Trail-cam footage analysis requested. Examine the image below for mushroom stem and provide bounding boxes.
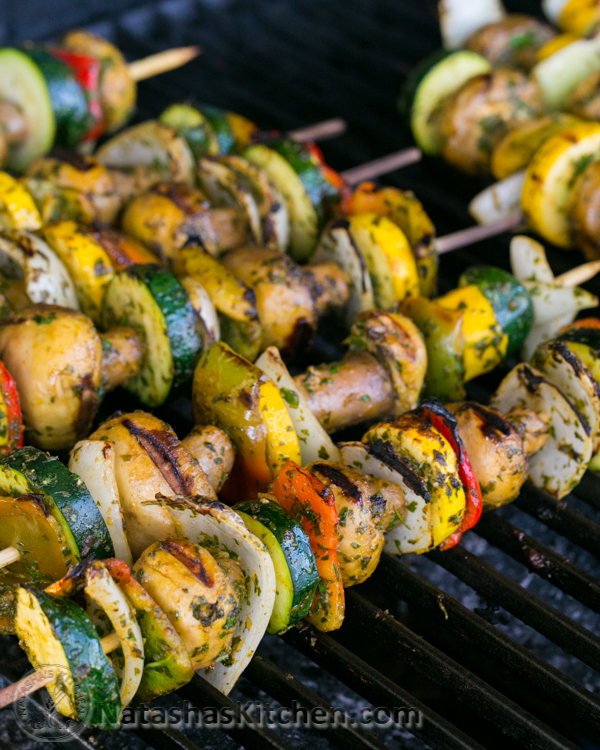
[307,262,350,315]
[100,326,143,391]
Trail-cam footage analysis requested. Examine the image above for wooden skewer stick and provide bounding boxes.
[0,631,121,710]
[436,212,524,255]
[340,147,422,185]
[127,46,201,82]
[288,118,347,142]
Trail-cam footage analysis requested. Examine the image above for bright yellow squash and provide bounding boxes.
[0,172,41,231]
[521,122,600,248]
[259,379,302,475]
[437,285,507,382]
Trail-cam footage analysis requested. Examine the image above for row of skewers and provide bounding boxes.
[1,5,600,728]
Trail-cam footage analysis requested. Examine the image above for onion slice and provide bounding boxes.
[439,0,506,49]
[69,440,133,568]
[84,560,144,709]
[339,441,432,554]
[469,171,525,225]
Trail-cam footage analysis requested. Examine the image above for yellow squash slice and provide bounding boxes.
[0,171,41,230]
[521,123,600,248]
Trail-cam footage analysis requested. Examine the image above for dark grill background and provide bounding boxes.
[1,1,600,749]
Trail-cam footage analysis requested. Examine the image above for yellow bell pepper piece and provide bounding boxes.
[536,33,580,61]
[559,0,600,35]
[521,122,600,248]
[349,213,419,304]
[437,285,507,382]
[0,172,41,231]
[259,379,301,475]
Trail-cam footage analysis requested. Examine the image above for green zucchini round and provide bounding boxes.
[0,446,113,560]
[235,496,318,634]
[159,103,221,159]
[459,266,533,356]
[198,104,238,154]
[399,49,491,155]
[15,587,121,728]
[102,264,205,407]
[24,48,90,149]
[243,137,333,261]
[0,48,56,172]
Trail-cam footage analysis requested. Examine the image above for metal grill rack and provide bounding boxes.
[2,1,600,749]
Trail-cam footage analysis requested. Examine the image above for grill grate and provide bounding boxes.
[2,1,600,749]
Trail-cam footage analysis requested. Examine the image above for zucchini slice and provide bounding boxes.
[105,557,194,702]
[15,586,121,727]
[159,103,221,160]
[0,48,56,172]
[521,123,600,248]
[400,50,492,155]
[491,363,593,498]
[235,494,319,634]
[243,139,326,262]
[69,440,133,568]
[0,229,78,308]
[24,48,90,150]
[362,416,465,551]
[83,560,144,709]
[312,218,375,327]
[0,446,113,560]
[102,264,204,407]
[531,340,600,453]
[197,158,263,245]
[458,266,533,356]
[199,104,238,154]
[159,495,276,695]
[96,121,195,185]
[255,345,340,464]
[0,493,73,633]
[339,440,432,555]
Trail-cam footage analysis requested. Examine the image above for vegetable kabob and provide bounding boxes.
[0,29,202,172]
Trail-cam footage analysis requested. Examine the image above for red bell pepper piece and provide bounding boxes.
[273,460,345,631]
[420,400,482,550]
[0,360,23,454]
[49,48,105,141]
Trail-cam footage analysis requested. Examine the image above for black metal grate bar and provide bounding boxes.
[178,673,296,750]
[515,485,600,560]
[572,471,600,512]
[342,590,578,750]
[372,554,600,740]
[282,625,486,750]
[428,545,600,673]
[474,513,600,614]
[245,653,388,750]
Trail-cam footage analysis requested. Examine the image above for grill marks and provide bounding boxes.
[311,462,363,502]
[367,438,430,501]
[122,418,195,495]
[159,539,214,588]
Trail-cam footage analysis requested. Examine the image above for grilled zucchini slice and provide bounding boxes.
[0,493,73,633]
[0,446,113,561]
[243,138,328,261]
[400,50,491,155]
[102,264,204,407]
[159,103,221,159]
[235,494,319,634]
[15,587,121,727]
[0,48,56,172]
